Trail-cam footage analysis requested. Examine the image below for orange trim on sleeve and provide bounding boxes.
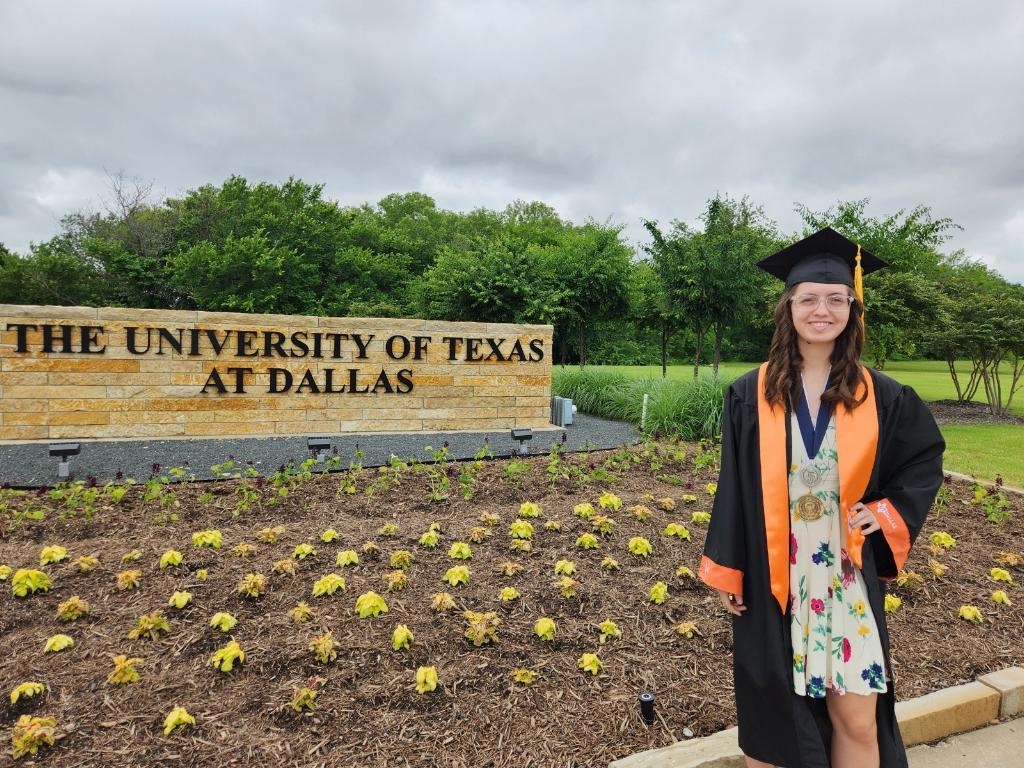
[699,555,744,596]
[867,497,911,572]
[835,367,878,570]
[756,363,790,614]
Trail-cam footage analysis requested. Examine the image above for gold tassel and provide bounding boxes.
[854,244,865,334]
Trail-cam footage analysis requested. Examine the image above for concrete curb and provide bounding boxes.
[943,469,1024,497]
[609,666,1024,768]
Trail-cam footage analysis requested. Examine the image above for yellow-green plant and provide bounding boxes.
[232,542,256,558]
[598,491,622,511]
[591,515,615,535]
[379,523,399,537]
[390,550,414,570]
[663,523,691,540]
[510,539,532,552]
[210,640,245,672]
[511,668,537,685]
[121,549,142,562]
[392,624,414,651]
[11,569,52,598]
[74,554,101,573]
[273,558,298,576]
[534,616,556,642]
[107,655,143,685]
[629,537,654,557]
[116,569,141,591]
[168,591,193,610]
[309,632,337,664]
[418,529,441,548]
[631,505,652,521]
[576,533,600,550]
[518,501,542,518]
[509,520,534,540]
[995,551,1023,566]
[336,550,360,567]
[884,594,902,613]
[469,526,492,542]
[449,541,473,560]
[649,581,669,604]
[355,591,389,618]
[431,592,456,612]
[554,559,577,576]
[288,602,313,622]
[928,531,956,550]
[556,576,579,598]
[578,652,602,675]
[195,568,209,581]
[415,665,438,694]
[43,634,74,653]
[499,561,522,577]
[128,610,170,641]
[959,605,983,623]
[676,565,696,579]
[463,610,500,646]
[311,573,347,597]
[11,714,58,759]
[0,564,10,580]
[928,559,949,578]
[39,544,68,566]
[320,528,340,543]
[992,590,1012,605]
[293,543,316,560]
[192,529,222,548]
[257,525,285,543]
[209,612,237,632]
[444,565,470,587]
[362,540,380,558]
[598,619,621,643]
[237,573,268,598]
[159,550,183,569]
[288,679,322,712]
[542,520,561,532]
[499,586,520,602]
[675,621,698,638]
[991,567,1014,584]
[56,596,89,621]
[573,502,595,520]
[479,511,500,526]
[386,570,408,591]
[600,556,619,570]
[658,497,676,511]
[691,511,711,524]
[162,705,195,736]
[9,682,45,705]
[681,494,697,503]
[706,482,718,495]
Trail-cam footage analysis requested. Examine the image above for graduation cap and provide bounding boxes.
[756,227,887,307]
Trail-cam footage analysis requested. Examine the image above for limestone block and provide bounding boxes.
[2,425,48,440]
[3,412,50,426]
[0,371,49,385]
[54,423,185,439]
[98,307,199,323]
[186,421,277,436]
[978,666,1024,717]
[895,681,1000,746]
[5,384,108,399]
[196,310,320,326]
[109,412,187,426]
[48,411,110,426]
[608,727,743,768]
[1,303,99,320]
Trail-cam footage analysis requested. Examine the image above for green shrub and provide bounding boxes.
[552,369,728,440]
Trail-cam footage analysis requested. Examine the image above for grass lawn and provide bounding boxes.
[939,424,1024,489]
[565,361,1023,484]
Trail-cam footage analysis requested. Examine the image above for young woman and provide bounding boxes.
[698,228,945,768]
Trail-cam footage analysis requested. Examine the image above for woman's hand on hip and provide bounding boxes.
[848,502,881,535]
[717,589,746,616]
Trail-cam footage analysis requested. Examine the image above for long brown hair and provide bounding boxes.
[763,285,867,411]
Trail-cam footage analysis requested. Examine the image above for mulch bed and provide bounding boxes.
[1,442,1022,767]
[928,399,1024,426]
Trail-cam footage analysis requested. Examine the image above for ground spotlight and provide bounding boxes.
[49,441,81,480]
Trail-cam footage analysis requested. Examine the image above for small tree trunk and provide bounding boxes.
[712,324,723,375]
[693,326,704,380]
[578,323,586,369]
[660,324,668,379]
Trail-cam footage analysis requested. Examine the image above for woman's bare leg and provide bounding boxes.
[744,756,776,768]
[826,691,879,768]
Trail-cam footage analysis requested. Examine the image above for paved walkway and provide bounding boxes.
[0,412,639,486]
[907,718,1023,767]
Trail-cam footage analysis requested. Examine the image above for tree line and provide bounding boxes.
[1,175,1021,414]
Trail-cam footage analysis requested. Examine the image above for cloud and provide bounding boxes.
[0,1,1021,283]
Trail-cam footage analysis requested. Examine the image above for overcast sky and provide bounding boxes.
[1,1,1022,283]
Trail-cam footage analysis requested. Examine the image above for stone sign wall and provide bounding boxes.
[0,304,553,441]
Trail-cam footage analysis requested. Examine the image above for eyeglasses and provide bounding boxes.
[790,293,855,312]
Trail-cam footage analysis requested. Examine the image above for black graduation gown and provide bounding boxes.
[699,365,945,768]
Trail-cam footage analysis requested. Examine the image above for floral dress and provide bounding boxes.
[789,413,887,698]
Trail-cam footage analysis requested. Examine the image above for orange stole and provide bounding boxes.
[756,364,878,614]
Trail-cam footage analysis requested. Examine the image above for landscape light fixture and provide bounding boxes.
[638,691,656,725]
[510,428,533,453]
[306,436,332,463]
[48,441,81,480]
